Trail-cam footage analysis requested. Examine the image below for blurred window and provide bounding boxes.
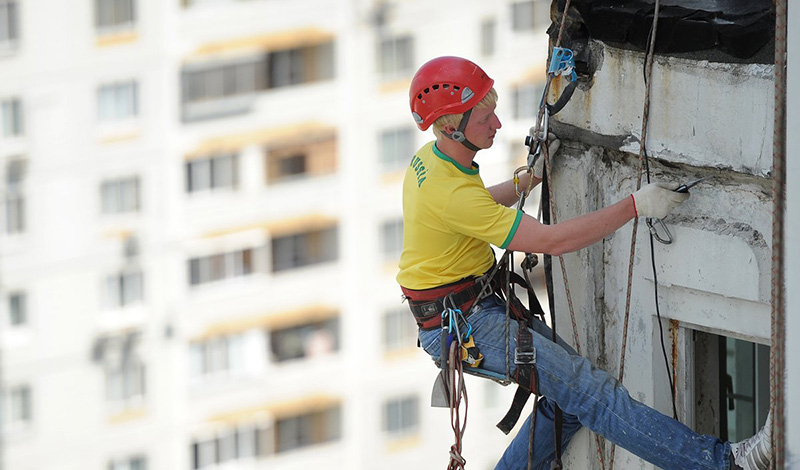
[513,81,545,120]
[380,218,403,260]
[191,423,270,469]
[185,153,239,193]
[270,317,339,363]
[379,127,414,171]
[4,158,25,234]
[188,248,254,286]
[267,41,334,88]
[101,176,140,214]
[383,395,419,435]
[95,0,136,33]
[275,405,341,452]
[0,0,18,47]
[107,456,147,470]
[0,384,32,431]
[102,334,145,405]
[190,332,249,378]
[104,268,144,308]
[511,0,550,32]
[1,98,22,137]
[8,291,26,326]
[98,81,138,121]
[481,18,496,56]
[382,306,416,352]
[271,225,337,272]
[265,133,337,184]
[378,35,413,79]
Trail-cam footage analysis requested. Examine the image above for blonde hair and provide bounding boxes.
[432,87,498,140]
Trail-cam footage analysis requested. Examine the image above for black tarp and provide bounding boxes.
[561,0,774,60]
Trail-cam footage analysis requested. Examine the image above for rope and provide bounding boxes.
[609,1,661,468]
[770,0,787,467]
[447,341,469,470]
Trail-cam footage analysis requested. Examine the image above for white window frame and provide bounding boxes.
[101,176,140,215]
[98,81,139,122]
[95,0,136,35]
[4,157,25,235]
[185,153,239,194]
[0,0,19,49]
[379,127,414,171]
[382,306,416,352]
[378,35,414,79]
[103,267,144,309]
[383,395,419,436]
[1,97,23,138]
[1,383,32,432]
[8,290,26,326]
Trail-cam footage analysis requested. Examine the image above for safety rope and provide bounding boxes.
[446,340,469,470]
[607,1,662,468]
[770,0,787,467]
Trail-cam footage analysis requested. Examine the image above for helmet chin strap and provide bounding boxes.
[443,108,481,152]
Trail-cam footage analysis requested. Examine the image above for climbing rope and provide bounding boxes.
[446,339,469,470]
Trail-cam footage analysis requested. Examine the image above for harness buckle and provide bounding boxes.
[514,348,537,365]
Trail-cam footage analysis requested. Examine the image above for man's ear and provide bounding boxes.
[442,124,457,134]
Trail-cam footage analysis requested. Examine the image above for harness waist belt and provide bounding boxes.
[401,277,488,330]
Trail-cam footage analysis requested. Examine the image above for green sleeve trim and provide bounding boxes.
[500,210,523,249]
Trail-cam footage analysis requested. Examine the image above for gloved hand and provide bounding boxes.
[531,131,561,179]
[631,182,690,219]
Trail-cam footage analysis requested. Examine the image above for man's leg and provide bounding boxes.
[495,396,582,470]
[464,297,731,470]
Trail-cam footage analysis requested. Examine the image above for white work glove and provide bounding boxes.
[531,131,561,179]
[631,182,689,219]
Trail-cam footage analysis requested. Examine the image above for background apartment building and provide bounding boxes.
[0,1,557,469]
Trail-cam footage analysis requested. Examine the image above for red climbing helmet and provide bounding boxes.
[409,56,495,131]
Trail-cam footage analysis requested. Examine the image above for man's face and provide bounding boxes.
[464,104,502,149]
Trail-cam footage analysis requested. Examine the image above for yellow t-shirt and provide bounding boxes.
[397,141,522,290]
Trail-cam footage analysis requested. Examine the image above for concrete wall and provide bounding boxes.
[548,41,774,469]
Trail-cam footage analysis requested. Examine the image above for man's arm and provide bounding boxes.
[506,197,636,255]
[487,172,542,207]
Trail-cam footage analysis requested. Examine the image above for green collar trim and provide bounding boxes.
[433,143,479,175]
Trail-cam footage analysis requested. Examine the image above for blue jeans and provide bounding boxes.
[418,295,733,470]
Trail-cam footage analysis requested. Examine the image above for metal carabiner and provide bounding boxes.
[646,217,673,245]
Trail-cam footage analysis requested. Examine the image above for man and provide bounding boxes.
[397,56,772,470]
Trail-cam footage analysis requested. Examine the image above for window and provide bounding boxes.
[98,81,138,121]
[182,59,265,105]
[380,218,403,260]
[101,176,140,214]
[95,0,136,33]
[8,291,26,326]
[96,333,145,405]
[382,306,416,352]
[379,127,414,171]
[0,384,32,431]
[383,396,419,435]
[267,41,334,88]
[481,18,496,56]
[185,153,239,193]
[378,35,413,79]
[693,331,770,442]
[191,422,270,469]
[265,134,337,184]
[1,98,22,137]
[190,333,247,378]
[188,248,254,286]
[108,456,147,470]
[4,158,25,234]
[104,269,144,308]
[275,405,341,453]
[513,82,545,120]
[511,0,550,32]
[0,0,18,47]
[271,225,337,272]
[270,317,339,363]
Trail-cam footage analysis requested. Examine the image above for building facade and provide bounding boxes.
[0,1,556,469]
